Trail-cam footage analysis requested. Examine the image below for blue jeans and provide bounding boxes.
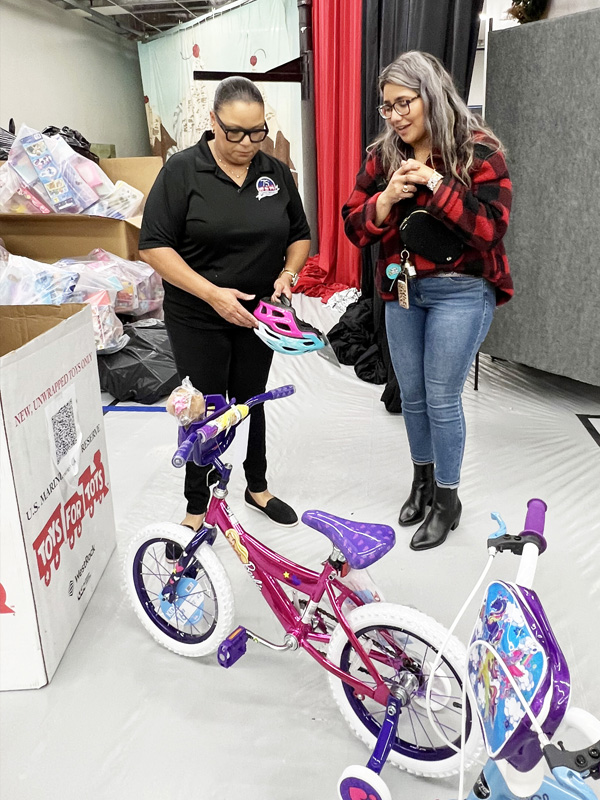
[385,276,496,488]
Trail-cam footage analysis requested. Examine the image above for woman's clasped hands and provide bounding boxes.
[382,158,434,205]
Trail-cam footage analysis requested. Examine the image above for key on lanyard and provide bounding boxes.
[400,248,416,277]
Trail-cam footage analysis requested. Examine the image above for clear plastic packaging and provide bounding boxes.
[56,249,164,315]
[82,290,125,352]
[85,180,144,220]
[61,265,124,352]
[8,124,84,213]
[339,567,385,615]
[1,123,131,218]
[89,249,163,315]
[0,161,53,214]
[166,377,206,426]
[0,254,79,305]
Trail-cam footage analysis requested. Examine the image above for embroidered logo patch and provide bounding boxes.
[256,176,279,200]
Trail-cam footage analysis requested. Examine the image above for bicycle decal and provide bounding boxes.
[224,528,249,564]
[469,581,546,756]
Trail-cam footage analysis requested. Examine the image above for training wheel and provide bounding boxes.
[337,764,392,800]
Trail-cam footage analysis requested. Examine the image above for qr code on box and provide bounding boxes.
[51,399,77,462]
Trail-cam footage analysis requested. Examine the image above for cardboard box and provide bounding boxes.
[0,305,116,690]
[0,156,162,262]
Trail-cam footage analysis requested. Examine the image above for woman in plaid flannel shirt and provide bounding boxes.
[343,51,513,552]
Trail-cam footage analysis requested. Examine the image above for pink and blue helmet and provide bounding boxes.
[253,296,329,356]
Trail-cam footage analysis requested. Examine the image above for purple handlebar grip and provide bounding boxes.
[265,384,295,400]
[172,432,198,468]
[523,498,547,536]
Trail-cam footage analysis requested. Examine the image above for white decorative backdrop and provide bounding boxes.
[137,0,304,193]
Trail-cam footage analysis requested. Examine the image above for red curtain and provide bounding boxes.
[298,0,363,296]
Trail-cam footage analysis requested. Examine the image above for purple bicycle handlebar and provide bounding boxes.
[523,498,547,537]
[246,384,296,407]
[266,384,295,400]
[171,385,295,467]
[172,432,198,468]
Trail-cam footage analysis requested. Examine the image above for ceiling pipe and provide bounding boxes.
[45,0,146,38]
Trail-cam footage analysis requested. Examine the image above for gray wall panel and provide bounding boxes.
[482,10,600,386]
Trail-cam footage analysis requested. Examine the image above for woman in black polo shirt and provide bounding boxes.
[139,77,311,531]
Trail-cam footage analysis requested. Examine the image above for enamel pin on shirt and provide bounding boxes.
[256,177,280,200]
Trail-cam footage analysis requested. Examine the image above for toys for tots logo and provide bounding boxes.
[31,449,108,587]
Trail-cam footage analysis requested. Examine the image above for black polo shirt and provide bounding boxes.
[139,130,311,328]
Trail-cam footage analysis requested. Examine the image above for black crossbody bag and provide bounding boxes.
[399,207,464,265]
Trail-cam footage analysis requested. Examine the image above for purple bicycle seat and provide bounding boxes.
[301,510,395,569]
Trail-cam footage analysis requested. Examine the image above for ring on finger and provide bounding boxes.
[402,185,410,193]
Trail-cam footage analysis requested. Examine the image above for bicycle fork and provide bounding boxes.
[337,672,420,800]
[367,672,419,773]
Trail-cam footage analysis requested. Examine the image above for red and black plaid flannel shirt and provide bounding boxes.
[342,135,514,305]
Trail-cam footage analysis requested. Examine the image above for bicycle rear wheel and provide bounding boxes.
[125,523,234,657]
[327,602,481,777]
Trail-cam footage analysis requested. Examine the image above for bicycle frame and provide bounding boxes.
[175,485,394,707]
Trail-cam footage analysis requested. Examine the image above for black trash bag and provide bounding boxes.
[380,373,402,413]
[97,321,180,404]
[354,343,387,384]
[327,298,375,365]
[328,295,402,413]
[42,125,99,163]
[375,309,402,413]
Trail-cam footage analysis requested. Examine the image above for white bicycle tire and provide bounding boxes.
[124,522,235,658]
[327,602,482,777]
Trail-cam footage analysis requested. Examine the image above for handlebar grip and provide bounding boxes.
[523,498,547,535]
[172,432,198,468]
[264,384,296,400]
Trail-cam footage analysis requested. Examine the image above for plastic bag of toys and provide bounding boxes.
[64,267,126,353]
[56,249,163,315]
[0,253,79,305]
[166,377,206,426]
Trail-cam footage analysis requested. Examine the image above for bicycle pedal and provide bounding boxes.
[217,626,248,668]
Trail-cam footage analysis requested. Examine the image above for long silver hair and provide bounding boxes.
[369,51,503,186]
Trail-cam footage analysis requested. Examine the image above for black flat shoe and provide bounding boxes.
[244,489,298,527]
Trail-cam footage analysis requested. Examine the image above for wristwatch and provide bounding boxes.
[279,269,299,287]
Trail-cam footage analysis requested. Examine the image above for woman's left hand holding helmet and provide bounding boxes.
[272,271,294,302]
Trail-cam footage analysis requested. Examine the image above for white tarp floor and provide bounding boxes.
[2,295,599,800]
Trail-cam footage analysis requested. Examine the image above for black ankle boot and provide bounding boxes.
[398,462,434,526]
[410,485,461,551]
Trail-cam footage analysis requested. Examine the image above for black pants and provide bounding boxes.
[166,314,274,514]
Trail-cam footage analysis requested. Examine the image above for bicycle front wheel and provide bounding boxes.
[327,602,481,777]
[125,523,234,657]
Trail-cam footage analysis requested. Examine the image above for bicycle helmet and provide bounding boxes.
[253,296,329,356]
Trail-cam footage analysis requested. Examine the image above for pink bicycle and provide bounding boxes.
[124,385,481,792]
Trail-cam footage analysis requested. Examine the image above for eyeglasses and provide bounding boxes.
[214,111,269,143]
[377,96,420,119]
